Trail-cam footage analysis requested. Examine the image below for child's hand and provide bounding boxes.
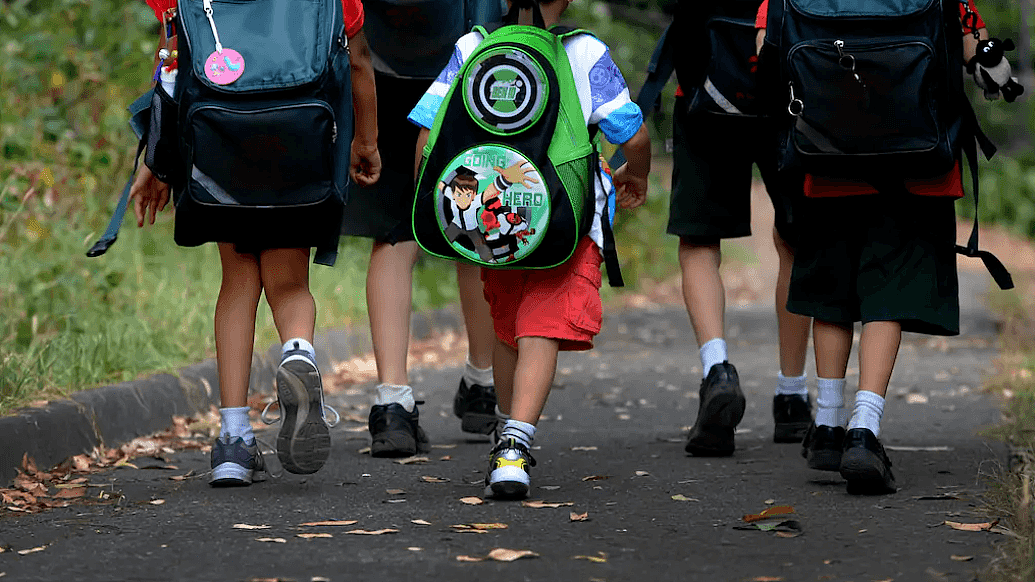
[130,165,170,227]
[613,163,648,209]
[351,141,382,187]
[494,160,539,188]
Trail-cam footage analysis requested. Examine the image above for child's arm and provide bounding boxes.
[613,123,651,209]
[415,127,431,182]
[349,29,381,187]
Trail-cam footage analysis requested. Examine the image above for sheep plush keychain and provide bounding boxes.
[967,37,1025,102]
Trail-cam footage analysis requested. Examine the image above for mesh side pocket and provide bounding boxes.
[554,153,593,227]
[145,82,183,185]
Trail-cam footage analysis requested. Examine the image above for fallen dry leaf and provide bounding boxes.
[345,529,399,535]
[255,538,287,544]
[944,520,998,532]
[743,505,795,523]
[395,456,429,465]
[470,523,507,529]
[71,456,91,472]
[411,519,432,526]
[571,446,597,451]
[634,471,650,477]
[169,471,196,481]
[149,499,166,505]
[748,577,784,582]
[297,533,333,539]
[421,476,450,483]
[582,475,609,482]
[950,555,974,561]
[233,524,271,530]
[439,455,453,461]
[487,548,539,562]
[570,512,590,522]
[572,552,607,563]
[671,494,698,502]
[52,487,87,500]
[460,497,485,505]
[386,489,405,495]
[521,500,574,508]
[358,447,371,455]
[299,520,358,527]
[456,555,485,562]
[16,546,46,556]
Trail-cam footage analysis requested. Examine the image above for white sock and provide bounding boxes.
[500,419,536,450]
[375,384,415,412]
[847,390,885,437]
[282,338,316,362]
[699,338,728,377]
[775,372,808,398]
[219,406,254,443]
[464,359,494,387]
[815,377,846,428]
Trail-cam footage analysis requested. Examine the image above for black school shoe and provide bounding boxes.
[773,394,812,443]
[685,362,746,457]
[800,422,845,471]
[369,402,431,458]
[453,378,498,435]
[840,428,897,495]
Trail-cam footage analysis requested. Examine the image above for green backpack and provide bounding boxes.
[412,13,622,284]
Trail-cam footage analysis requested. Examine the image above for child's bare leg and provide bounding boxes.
[678,240,725,355]
[493,337,518,416]
[454,262,498,434]
[773,228,810,378]
[259,248,315,343]
[215,243,263,408]
[812,319,853,429]
[457,262,495,369]
[856,321,901,399]
[508,336,560,425]
[367,240,419,387]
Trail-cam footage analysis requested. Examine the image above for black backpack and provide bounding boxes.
[675,0,766,118]
[90,0,353,266]
[759,0,1012,290]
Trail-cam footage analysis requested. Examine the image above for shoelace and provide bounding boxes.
[260,400,340,428]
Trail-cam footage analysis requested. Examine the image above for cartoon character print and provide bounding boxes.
[440,160,539,263]
[480,200,535,263]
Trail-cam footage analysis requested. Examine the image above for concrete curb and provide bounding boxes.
[0,308,464,486]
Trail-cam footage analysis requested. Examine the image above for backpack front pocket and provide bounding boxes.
[689,16,761,117]
[185,100,336,207]
[786,38,939,158]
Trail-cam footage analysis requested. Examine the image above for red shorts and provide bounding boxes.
[481,237,603,351]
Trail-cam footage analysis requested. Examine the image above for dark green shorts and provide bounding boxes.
[340,72,427,243]
[666,97,803,247]
[787,194,960,336]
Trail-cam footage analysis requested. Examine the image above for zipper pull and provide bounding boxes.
[787,81,803,116]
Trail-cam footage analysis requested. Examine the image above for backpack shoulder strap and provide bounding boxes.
[87,89,154,258]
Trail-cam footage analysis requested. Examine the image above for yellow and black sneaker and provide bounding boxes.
[484,438,536,500]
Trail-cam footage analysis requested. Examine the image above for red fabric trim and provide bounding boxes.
[804,162,964,198]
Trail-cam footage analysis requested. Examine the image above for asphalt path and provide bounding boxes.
[0,267,1008,582]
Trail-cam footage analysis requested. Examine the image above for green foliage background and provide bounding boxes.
[1,0,1032,413]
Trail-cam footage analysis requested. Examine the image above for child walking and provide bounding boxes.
[408,0,652,499]
[131,0,381,485]
[757,0,1009,494]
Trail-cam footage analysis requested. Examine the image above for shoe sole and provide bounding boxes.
[371,426,430,458]
[210,462,252,487]
[276,357,330,475]
[805,449,842,472]
[773,421,810,443]
[460,412,497,435]
[840,447,896,495]
[685,390,746,456]
[485,466,530,499]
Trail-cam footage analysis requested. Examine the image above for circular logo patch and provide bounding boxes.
[464,47,548,135]
[435,145,550,265]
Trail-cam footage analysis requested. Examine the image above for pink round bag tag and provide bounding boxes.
[205,48,245,85]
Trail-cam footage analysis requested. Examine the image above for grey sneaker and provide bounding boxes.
[264,347,339,474]
[210,435,266,486]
